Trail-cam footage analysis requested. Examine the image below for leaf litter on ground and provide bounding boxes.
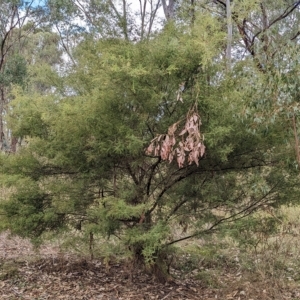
[0,231,300,299]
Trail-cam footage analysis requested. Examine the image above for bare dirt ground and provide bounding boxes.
[0,231,300,300]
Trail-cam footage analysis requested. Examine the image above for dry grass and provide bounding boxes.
[169,205,300,299]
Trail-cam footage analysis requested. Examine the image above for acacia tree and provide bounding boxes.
[1,0,300,282]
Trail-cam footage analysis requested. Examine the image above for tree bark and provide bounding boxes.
[292,114,300,169]
[226,0,232,69]
[161,0,175,20]
[0,87,4,146]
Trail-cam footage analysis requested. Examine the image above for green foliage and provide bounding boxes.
[0,54,27,87]
[221,215,281,249]
[1,1,300,281]
[0,176,65,240]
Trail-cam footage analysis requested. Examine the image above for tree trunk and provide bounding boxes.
[161,0,175,20]
[226,0,232,69]
[292,114,300,169]
[10,136,18,153]
[0,86,5,149]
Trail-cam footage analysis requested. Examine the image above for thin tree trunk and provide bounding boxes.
[147,0,161,38]
[139,0,147,39]
[122,0,129,40]
[109,0,129,40]
[260,3,269,59]
[190,0,195,26]
[226,0,232,70]
[0,86,4,147]
[11,136,18,153]
[292,114,300,169]
[89,232,94,260]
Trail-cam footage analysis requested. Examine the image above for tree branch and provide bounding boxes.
[147,0,161,38]
[165,183,279,246]
[146,157,161,196]
[252,1,300,43]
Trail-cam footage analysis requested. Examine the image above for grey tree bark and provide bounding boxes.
[226,0,232,70]
[161,0,175,20]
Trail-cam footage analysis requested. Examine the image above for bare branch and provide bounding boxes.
[147,0,161,38]
[252,1,300,43]
[166,183,279,246]
[55,24,76,66]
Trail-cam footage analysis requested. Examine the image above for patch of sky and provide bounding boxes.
[22,0,46,8]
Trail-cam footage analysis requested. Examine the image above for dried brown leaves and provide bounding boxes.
[1,233,300,299]
[0,233,202,300]
[146,110,205,168]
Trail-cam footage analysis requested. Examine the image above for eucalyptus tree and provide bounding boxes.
[193,0,300,167]
[211,0,300,65]
[223,0,300,168]
[71,0,163,40]
[46,0,164,67]
[0,0,48,151]
[20,23,63,94]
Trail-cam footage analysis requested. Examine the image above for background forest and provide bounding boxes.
[1,0,300,295]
